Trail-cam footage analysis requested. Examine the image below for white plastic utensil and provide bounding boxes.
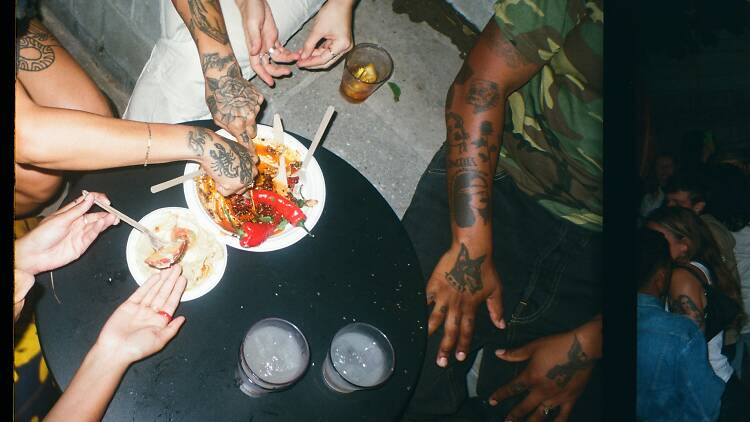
[300,106,335,173]
[150,170,202,193]
[82,190,166,250]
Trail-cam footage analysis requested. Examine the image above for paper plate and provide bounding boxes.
[183,126,326,252]
[125,207,228,301]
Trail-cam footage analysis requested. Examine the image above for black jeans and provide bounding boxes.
[401,145,603,421]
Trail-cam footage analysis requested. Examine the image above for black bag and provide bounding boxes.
[678,262,742,341]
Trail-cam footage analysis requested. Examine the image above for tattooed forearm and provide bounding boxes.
[200,52,235,73]
[187,129,211,157]
[546,335,595,388]
[670,295,705,329]
[466,80,500,114]
[446,112,469,153]
[445,243,485,293]
[187,0,229,44]
[450,170,490,227]
[16,23,58,72]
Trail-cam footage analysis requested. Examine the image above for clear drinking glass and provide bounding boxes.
[339,43,394,103]
[235,318,310,397]
[322,322,395,393]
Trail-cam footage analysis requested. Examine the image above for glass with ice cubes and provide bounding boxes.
[322,322,395,393]
[235,318,310,397]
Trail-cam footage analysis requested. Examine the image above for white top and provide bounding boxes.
[124,0,325,123]
[732,225,750,334]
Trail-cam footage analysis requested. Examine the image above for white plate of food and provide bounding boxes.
[125,207,228,301]
[183,126,326,252]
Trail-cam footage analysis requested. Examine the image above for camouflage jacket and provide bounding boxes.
[494,0,603,231]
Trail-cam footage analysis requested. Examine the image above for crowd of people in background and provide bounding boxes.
[637,132,750,421]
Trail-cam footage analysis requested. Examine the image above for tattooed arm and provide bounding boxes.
[426,22,541,367]
[172,0,264,146]
[490,315,602,421]
[668,268,707,331]
[15,81,257,195]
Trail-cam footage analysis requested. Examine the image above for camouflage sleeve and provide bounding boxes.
[493,0,582,65]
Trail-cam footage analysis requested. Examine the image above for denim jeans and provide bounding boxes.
[401,145,603,421]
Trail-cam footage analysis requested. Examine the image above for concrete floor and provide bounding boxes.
[43,1,466,218]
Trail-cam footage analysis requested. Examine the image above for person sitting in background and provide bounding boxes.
[124,0,355,127]
[640,152,676,220]
[15,9,258,217]
[636,228,724,421]
[14,192,189,421]
[646,206,748,422]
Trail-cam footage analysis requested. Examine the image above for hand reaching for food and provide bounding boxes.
[14,191,119,276]
[196,129,259,196]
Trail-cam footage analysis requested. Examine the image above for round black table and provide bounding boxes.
[35,121,427,421]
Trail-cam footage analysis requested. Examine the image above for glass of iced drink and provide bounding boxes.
[322,322,395,393]
[235,318,310,397]
[339,43,394,103]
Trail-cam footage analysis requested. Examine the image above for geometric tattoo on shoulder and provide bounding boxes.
[17,25,58,72]
[445,243,485,294]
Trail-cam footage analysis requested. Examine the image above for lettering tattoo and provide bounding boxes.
[445,243,485,294]
[201,52,234,73]
[187,0,229,44]
[187,128,210,157]
[447,157,478,169]
[205,63,263,130]
[446,112,469,153]
[546,335,595,388]
[670,295,705,329]
[466,80,500,114]
[17,23,58,72]
[451,170,490,227]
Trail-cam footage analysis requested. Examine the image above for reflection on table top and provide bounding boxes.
[35,122,427,422]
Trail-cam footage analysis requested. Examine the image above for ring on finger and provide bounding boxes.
[157,310,173,323]
[267,47,276,56]
[83,214,88,224]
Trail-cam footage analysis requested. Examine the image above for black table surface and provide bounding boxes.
[35,121,427,422]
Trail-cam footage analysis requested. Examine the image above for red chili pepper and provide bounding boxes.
[239,221,275,248]
[287,176,299,190]
[251,190,307,226]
